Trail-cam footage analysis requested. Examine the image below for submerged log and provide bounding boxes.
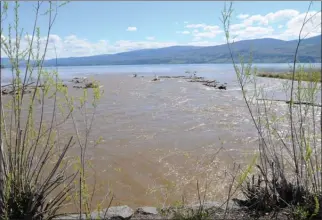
[257,98,322,107]
[203,81,218,88]
[1,81,35,88]
[73,85,83,89]
[158,76,193,79]
[189,79,212,83]
[1,88,32,95]
[1,81,36,95]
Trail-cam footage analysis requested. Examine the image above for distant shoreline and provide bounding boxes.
[1,62,321,69]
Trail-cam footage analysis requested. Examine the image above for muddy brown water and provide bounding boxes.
[60,74,258,211]
[1,64,321,212]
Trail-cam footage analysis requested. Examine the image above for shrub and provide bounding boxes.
[0,2,105,219]
[221,1,322,219]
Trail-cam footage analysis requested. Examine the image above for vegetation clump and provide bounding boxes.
[257,71,321,82]
[0,2,105,219]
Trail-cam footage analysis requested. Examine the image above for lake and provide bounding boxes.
[1,63,321,211]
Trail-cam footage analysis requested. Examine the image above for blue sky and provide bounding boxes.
[1,1,321,58]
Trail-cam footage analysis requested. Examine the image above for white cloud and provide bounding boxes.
[185,24,207,29]
[265,9,300,22]
[186,41,219,47]
[239,9,300,27]
[243,14,269,26]
[282,11,321,39]
[184,21,189,24]
[1,9,320,60]
[237,14,249,19]
[181,31,190,34]
[185,23,223,40]
[1,33,225,59]
[126,26,137,32]
[113,40,176,51]
[228,9,321,41]
[231,26,275,41]
[1,34,181,59]
[193,30,220,39]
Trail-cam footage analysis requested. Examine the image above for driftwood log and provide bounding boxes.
[257,98,322,107]
[1,82,36,95]
[1,81,35,88]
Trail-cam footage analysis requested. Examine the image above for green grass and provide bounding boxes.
[257,71,321,82]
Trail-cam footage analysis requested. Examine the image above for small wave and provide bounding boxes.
[172,98,191,108]
[147,79,164,83]
[185,123,206,131]
[243,118,250,123]
[180,87,187,93]
[226,87,242,91]
[177,99,190,105]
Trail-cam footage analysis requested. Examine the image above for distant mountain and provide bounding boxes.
[1,35,321,67]
[290,35,321,45]
[41,46,203,67]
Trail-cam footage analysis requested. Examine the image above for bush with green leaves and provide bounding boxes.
[0,1,106,219]
[221,1,322,219]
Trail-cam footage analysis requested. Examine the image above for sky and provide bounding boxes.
[1,1,321,59]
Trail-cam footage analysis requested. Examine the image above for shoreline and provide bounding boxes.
[1,62,321,69]
[54,201,291,220]
[257,70,322,82]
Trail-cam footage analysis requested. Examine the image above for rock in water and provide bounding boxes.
[91,205,134,220]
[1,89,9,95]
[70,77,87,84]
[136,207,158,215]
[151,76,160,81]
[85,82,98,88]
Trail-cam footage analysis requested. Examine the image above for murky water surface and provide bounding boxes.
[1,64,321,211]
